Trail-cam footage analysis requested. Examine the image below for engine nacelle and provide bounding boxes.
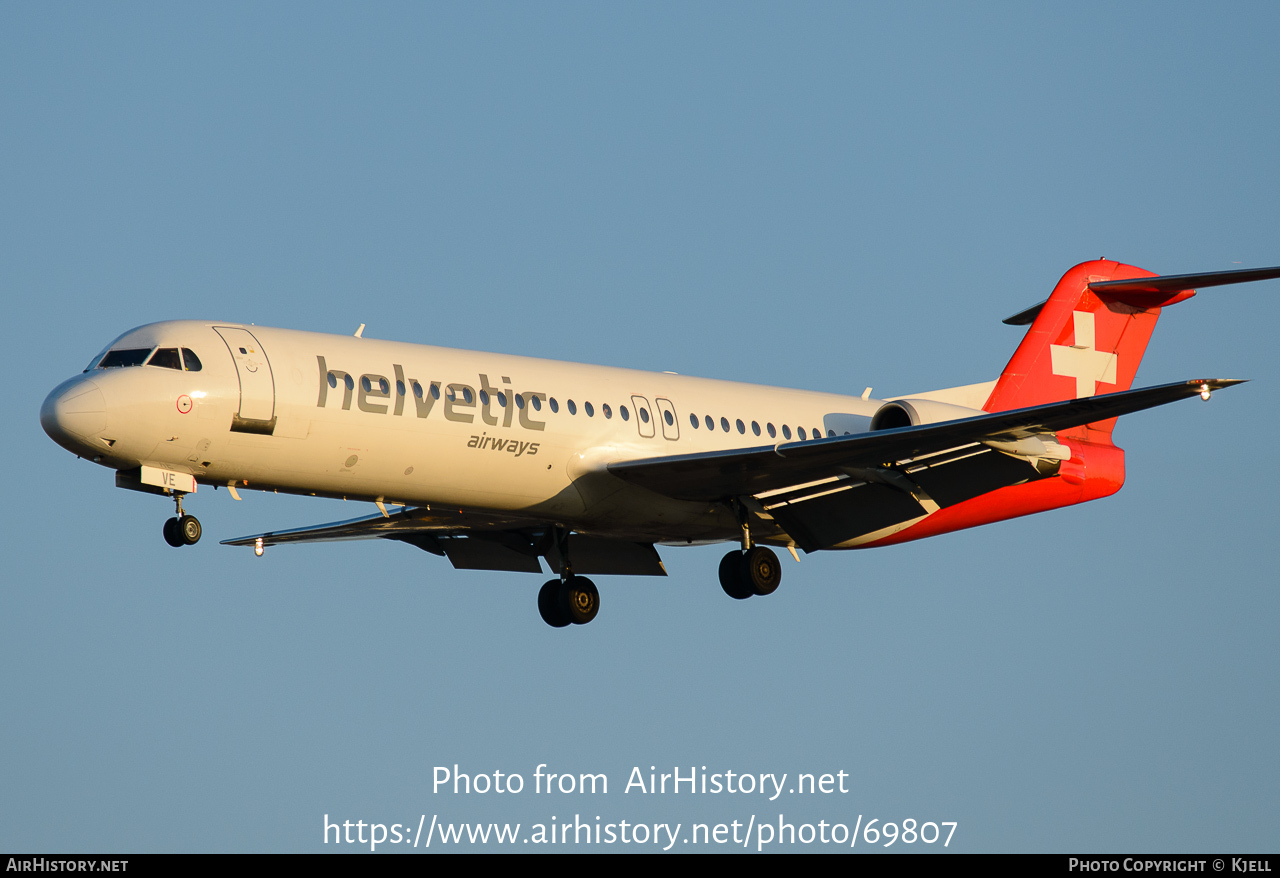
[869,398,987,431]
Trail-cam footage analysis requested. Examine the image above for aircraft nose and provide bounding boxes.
[40,378,107,451]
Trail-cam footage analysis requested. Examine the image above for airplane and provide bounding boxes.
[40,259,1280,627]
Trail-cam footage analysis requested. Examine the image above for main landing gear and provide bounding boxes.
[538,527,600,627]
[719,500,782,600]
[161,492,201,548]
[719,546,782,599]
[538,576,600,627]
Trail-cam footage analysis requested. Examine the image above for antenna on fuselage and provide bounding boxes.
[353,324,365,338]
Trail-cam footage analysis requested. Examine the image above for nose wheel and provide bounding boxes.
[162,493,201,547]
[163,515,202,546]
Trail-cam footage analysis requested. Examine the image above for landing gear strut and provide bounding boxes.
[538,527,600,627]
[719,500,782,599]
[162,492,201,548]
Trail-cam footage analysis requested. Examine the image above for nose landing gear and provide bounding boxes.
[162,492,201,547]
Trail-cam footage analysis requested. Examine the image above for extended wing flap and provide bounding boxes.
[607,379,1244,502]
[438,534,544,573]
[767,480,928,552]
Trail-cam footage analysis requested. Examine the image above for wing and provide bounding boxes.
[221,506,666,575]
[220,506,552,571]
[220,505,544,546]
[607,379,1242,502]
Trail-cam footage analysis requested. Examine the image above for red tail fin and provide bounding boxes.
[984,259,1195,440]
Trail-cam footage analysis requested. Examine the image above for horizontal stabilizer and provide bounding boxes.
[1003,264,1280,325]
[1088,265,1280,295]
[1002,300,1049,326]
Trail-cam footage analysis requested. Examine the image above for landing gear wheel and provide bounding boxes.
[741,546,781,595]
[719,551,752,600]
[162,517,184,548]
[178,514,202,545]
[538,579,571,628]
[560,575,600,625]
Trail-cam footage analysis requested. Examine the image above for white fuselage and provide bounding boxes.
[43,320,923,546]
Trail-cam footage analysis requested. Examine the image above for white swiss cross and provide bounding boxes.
[1049,310,1117,398]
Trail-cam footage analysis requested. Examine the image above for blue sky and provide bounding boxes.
[3,3,1277,852]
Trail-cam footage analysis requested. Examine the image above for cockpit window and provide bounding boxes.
[84,346,111,372]
[181,349,202,371]
[97,348,153,369]
[148,348,183,370]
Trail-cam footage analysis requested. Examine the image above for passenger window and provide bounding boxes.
[568,399,577,415]
[463,388,474,404]
[515,394,525,409]
[689,413,699,429]
[379,378,390,395]
[767,423,776,438]
[549,397,559,413]
[412,381,423,399]
[479,390,490,405]
[344,375,355,391]
[621,405,630,421]
[828,430,835,437]
[706,415,714,430]
[497,392,507,407]
[751,421,761,436]
[664,410,674,427]
[782,425,791,440]
[736,419,746,434]
[584,402,595,417]
[328,372,338,388]
[720,417,730,432]
[798,427,807,440]
[603,403,612,419]
[98,348,152,369]
[361,376,372,392]
[430,383,441,400]
[180,348,202,371]
[639,408,650,423]
[396,380,406,397]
